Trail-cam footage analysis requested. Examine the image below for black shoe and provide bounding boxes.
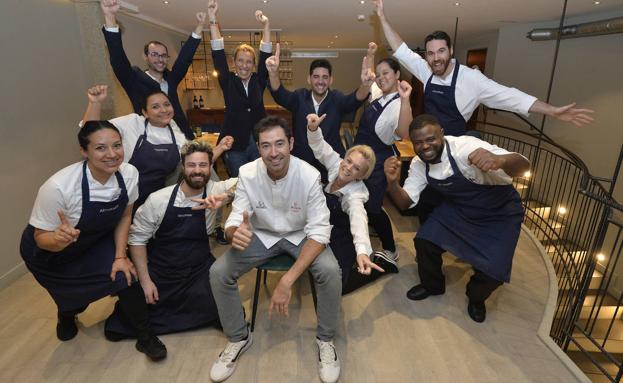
[136,334,167,361]
[105,329,129,342]
[406,284,444,301]
[56,313,78,341]
[467,301,486,323]
[371,251,399,273]
[215,226,228,245]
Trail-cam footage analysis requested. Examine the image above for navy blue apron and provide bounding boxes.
[105,183,218,335]
[129,120,180,209]
[424,60,466,137]
[415,141,524,282]
[325,191,357,286]
[20,161,130,312]
[354,94,400,213]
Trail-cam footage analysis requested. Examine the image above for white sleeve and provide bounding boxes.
[304,176,332,245]
[375,99,402,145]
[225,176,251,230]
[128,193,165,245]
[393,42,432,84]
[403,158,428,208]
[259,41,272,53]
[307,128,342,173]
[211,38,224,51]
[468,69,538,116]
[453,136,528,182]
[342,191,372,256]
[29,180,66,231]
[108,113,142,136]
[123,164,140,205]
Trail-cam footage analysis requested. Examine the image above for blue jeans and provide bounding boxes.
[222,134,259,177]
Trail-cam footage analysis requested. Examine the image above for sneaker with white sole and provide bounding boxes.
[316,339,340,383]
[210,334,253,382]
[372,249,399,267]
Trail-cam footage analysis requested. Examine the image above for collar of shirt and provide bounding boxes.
[378,91,398,107]
[237,75,250,96]
[312,91,329,114]
[144,71,169,94]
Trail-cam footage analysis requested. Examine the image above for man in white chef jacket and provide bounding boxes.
[208,116,342,383]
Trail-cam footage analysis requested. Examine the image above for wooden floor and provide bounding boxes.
[0,203,583,382]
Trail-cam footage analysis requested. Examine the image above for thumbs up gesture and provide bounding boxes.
[54,210,80,250]
[232,211,253,250]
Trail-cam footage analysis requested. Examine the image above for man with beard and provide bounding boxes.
[372,0,594,137]
[105,140,237,337]
[209,116,342,383]
[266,44,375,182]
[100,0,206,140]
[384,114,530,323]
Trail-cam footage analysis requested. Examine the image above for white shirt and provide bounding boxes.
[403,135,526,207]
[210,38,273,96]
[104,26,202,94]
[371,91,403,145]
[225,157,331,247]
[29,162,139,231]
[107,114,188,163]
[129,178,237,245]
[308,128,372,256]
[312,91,329,114]
[393,42,538,121]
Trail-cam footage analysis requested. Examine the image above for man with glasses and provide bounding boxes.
[100,0,206,139]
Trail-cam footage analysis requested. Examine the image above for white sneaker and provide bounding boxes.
[372,249,399,265]
[210,334,253,382]
[316,339,340,383]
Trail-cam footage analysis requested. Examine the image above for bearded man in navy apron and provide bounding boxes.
[105,140,236,337]
[385,115,530,323]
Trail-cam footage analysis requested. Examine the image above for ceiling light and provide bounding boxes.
[360,0,365,4]
[263,0,269,3]
[212,70,218,77]
[558,206,567,215]
[597,253,606,262]
[455,2,460,6]
[334,35,339,39]
[523,171,531,178]
[163,0,169,4]
[594,1,601,4]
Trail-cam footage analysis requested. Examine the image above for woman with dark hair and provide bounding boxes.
[19,121,167,360]
[206,0,272,176]
[354,55,413,269]
[82,85,233,209]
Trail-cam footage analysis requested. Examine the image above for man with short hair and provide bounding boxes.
[100,0,206,139]
[266,45,375,182]
[384,114,530,323]
[105,140,237,336]
[372,0,594,137]
[209,116,342,383]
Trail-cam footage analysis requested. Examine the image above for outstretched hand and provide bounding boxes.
[191,193,229,211]
[306,113,327,132]
[196,12,207,26]
[207,0,218,19]
[551,102,595,127]
[265,43,281,73]
[356,254,385,275]
[255,10,269,25]
[87,85,108,103]
[372,0,385,18]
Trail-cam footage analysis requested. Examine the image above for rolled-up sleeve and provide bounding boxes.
[403,159,428,208]
[225,175,250,230]
[304,176,331,245]
[342,192,372,256]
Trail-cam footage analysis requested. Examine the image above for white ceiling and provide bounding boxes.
[122,0,623,50]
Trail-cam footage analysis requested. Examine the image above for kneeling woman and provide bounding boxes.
[19,121,167,360]
[307,114,393,294]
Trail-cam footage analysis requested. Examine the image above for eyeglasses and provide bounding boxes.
[148,52,170,59]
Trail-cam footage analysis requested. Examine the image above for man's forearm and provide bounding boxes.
[355,83,372,101]
[386,181,413,211]
[499,153,531,178]
[268,71,281,91]
[129,245,151,283]
[280,238,325,287]
[103,13,117,28]
[378,14,404,51]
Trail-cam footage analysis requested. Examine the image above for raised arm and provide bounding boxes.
[169,12,206,83]
[82,85,108,123]
[355,43,376,101]
[384,157,415,210]
[529,100,594,127]
[256,10,271,44]
[396,81,413,139]
[265,43,282,91]
[100,0,137,87]
[306,114,341,172]
[372,0,405,52]
[100,0,119,28]
[207,0,222,40]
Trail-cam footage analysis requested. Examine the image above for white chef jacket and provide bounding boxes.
[225,156,331,247]
[129,178,237,245]
[393,42,537,121]
[30,162,139,231]
[403,135,527,207]
[107,114,188,163]
[307,127,372,256]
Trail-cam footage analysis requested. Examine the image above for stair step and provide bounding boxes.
[525,201,552,221]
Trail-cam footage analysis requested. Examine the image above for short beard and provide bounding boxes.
[183,173,209,190]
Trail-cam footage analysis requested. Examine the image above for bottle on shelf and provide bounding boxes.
[199,95,205,109]
[193,95,199,109]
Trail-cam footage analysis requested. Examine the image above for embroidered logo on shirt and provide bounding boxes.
[290,202,301,213]
[99,205,119,213]
[256,201,267,209]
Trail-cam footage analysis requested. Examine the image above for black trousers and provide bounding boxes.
[368,210,395,252]
[414,238,503,303]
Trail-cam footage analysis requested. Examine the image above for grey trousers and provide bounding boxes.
[209,234,342,342]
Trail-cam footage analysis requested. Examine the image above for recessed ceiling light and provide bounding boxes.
[163,0,169,4]
[360,0,365,4]
[334,35,339,39]
[454,2,460,5]
[263,0,269,3]
[594,0,600,4]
